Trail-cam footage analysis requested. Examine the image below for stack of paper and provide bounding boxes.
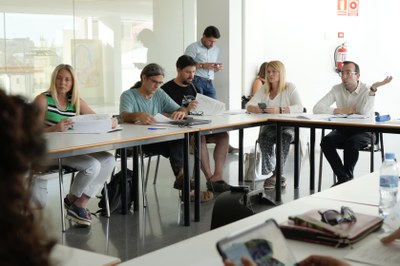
[69,114,113,134]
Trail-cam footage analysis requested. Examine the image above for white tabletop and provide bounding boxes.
[45,123,198,159]
[51,244,121,266]
[311,172,380,206]
[119,195,383,266]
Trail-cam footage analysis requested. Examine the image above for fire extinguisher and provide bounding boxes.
[334,43,347,73]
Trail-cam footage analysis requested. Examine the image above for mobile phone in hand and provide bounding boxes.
[258,103,267,110]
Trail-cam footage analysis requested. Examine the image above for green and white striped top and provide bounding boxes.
[44,92,76,127]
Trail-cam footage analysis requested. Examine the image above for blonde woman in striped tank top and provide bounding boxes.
[34,64,117,227]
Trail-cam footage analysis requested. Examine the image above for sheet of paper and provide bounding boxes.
[67,114,112,134]
[345,237,400,266]
[193,93,225,115]
[154,113,172,123]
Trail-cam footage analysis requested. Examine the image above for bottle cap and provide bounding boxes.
[385,153,396,160]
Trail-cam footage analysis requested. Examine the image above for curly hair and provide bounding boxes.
[0,89,56,266]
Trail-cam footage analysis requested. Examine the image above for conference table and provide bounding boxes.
[51,244,121,266]
[118,172,394,266]
[46,123,199,228]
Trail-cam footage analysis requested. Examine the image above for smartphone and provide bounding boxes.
[216,219,297,266]
[258,103,267,110]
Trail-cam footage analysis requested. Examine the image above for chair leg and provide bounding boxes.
[144,156,152,190]
[58,159,66,232]
[139,147,148,208]
[103,182,110,218]
[153,155,161,185]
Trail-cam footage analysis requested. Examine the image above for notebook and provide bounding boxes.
[169,117,211,126]
[279,209,383,247]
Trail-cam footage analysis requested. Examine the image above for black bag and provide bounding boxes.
[98,169,135,215]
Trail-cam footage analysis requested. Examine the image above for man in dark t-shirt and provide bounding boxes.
[162,55,231,193]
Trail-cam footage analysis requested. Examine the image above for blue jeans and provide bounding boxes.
[193,76,216,99]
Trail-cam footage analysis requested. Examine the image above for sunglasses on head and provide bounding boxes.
[318,206,357,226]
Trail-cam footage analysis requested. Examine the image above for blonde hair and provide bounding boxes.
[264,60,288,94]
[47,64,80,114]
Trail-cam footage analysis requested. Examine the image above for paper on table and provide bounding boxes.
[154,113,172,123]
[193,93,225,115]
[345,237,400,266]
[66,114,113,134]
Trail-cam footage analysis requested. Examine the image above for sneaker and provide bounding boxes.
[66,204,92,227]
[263,176,287,190]
[206,180,231,193]
[64,196,72,210]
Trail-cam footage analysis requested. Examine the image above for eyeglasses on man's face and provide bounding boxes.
[318,206,357,226]
[148,77,164,86]
[338,70,357,77]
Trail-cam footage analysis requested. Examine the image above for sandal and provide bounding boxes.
[191,191,214,203]
[206,180,231,193]
[180,191,214,203]
[263,176,287,190]
[173,173,194,190]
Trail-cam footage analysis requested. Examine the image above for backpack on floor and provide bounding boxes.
[97,168,135,215]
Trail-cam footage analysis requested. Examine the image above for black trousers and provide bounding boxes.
[320,128,372,184]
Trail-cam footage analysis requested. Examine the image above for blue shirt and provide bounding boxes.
[119,88,180,115]
[184,40,220,80]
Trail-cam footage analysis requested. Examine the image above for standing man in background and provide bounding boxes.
[185,25,238,153]
[184,25,222,100]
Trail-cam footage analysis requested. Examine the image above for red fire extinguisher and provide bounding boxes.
[334,43,347,73]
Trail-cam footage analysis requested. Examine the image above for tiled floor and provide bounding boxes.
[41,132,394,262]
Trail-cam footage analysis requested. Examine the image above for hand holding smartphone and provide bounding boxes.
[258,103,267,112]
[216,219,297,265]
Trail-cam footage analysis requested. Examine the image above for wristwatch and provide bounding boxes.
[370,86,377,92]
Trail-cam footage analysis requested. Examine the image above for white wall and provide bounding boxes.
[243,0,400,117]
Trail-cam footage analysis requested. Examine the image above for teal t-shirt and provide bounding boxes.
[119,88,180,115]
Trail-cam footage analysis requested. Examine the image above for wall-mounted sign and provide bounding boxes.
[337,0,359,17]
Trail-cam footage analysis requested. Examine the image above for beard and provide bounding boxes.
[182,79,193,85]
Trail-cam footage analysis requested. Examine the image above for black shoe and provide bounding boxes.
[173,174,195,191]
[206,180,231,193]
[66,204,92,227]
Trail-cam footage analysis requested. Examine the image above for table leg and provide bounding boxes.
[133,146,139,211]
[120,148,127,214]
[294,127,300,189]
[275,123,282,202]
[183,133,190,226]
[239,129,244,183]
[194,132,201,222]
[310,128,315,191]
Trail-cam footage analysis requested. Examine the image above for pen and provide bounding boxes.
[148,127,168,130]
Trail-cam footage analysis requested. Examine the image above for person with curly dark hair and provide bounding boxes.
[0,89,56,266]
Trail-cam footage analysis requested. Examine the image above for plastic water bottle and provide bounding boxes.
[379,153,399,218]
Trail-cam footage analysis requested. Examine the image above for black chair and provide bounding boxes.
[210,191,254,230]
[318,112,385,191]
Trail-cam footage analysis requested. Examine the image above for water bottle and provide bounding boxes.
[379,153,399,218]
